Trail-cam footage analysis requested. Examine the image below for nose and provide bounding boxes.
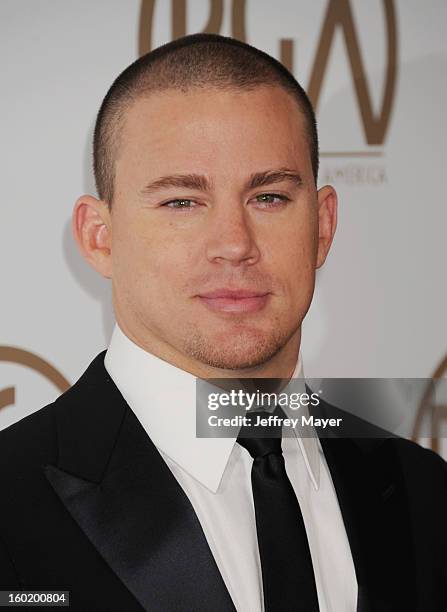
[205,203,260,266]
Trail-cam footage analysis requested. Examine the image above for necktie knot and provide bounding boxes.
[237,435,281,459]
[236,409,283,459]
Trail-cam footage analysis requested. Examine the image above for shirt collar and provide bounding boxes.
[104,323,320,492]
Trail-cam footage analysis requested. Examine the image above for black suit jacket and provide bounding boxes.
[0,351,446,611]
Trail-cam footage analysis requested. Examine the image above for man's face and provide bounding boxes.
[108,85,330,372]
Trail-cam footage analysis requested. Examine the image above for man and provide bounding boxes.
[0,33,445,612]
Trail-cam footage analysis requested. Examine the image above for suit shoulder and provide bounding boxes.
[0,350,108,471]
[390,435,446,464]
[387,436,447,482]
[0,401,58,479]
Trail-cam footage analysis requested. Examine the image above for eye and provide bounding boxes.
[253,193,290,208]
[162,199,197,211]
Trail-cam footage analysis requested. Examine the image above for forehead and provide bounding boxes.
[115,85,311,186]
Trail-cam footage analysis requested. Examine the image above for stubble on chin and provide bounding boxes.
[181,320,293,371]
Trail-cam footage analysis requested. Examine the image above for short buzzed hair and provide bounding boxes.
[93,33,319,208]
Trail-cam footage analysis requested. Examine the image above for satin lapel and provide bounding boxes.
[316,403,417,612]
[43,351,235,612]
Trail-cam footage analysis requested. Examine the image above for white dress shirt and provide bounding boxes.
[104,323,358,611]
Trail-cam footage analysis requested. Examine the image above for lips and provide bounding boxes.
[199,289,268,299]
[197,288,270,313]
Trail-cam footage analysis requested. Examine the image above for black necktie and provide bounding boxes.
[237,409,320,612]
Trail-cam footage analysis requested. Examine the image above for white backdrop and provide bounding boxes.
[1,1,446,454]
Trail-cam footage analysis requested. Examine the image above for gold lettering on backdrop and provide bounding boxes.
[138,0,156,56]
[172,0,224,39]
[231,0,246,42]
[412,355,447,454]
[139,0,232,56]
[308,0,397,145]
[138,0,397,150]
[0,347,70,411]
[0,387,14,411]
[280,38,294,74]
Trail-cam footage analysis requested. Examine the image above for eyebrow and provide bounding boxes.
[139,168,303,196]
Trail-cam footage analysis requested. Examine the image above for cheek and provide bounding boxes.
[268,223,317,305]
[115,224,195,298]
[271,218,316,271]
[111,218,157,295]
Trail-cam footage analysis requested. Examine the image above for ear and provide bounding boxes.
[72,194,112,279]
[316,185,338,269]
